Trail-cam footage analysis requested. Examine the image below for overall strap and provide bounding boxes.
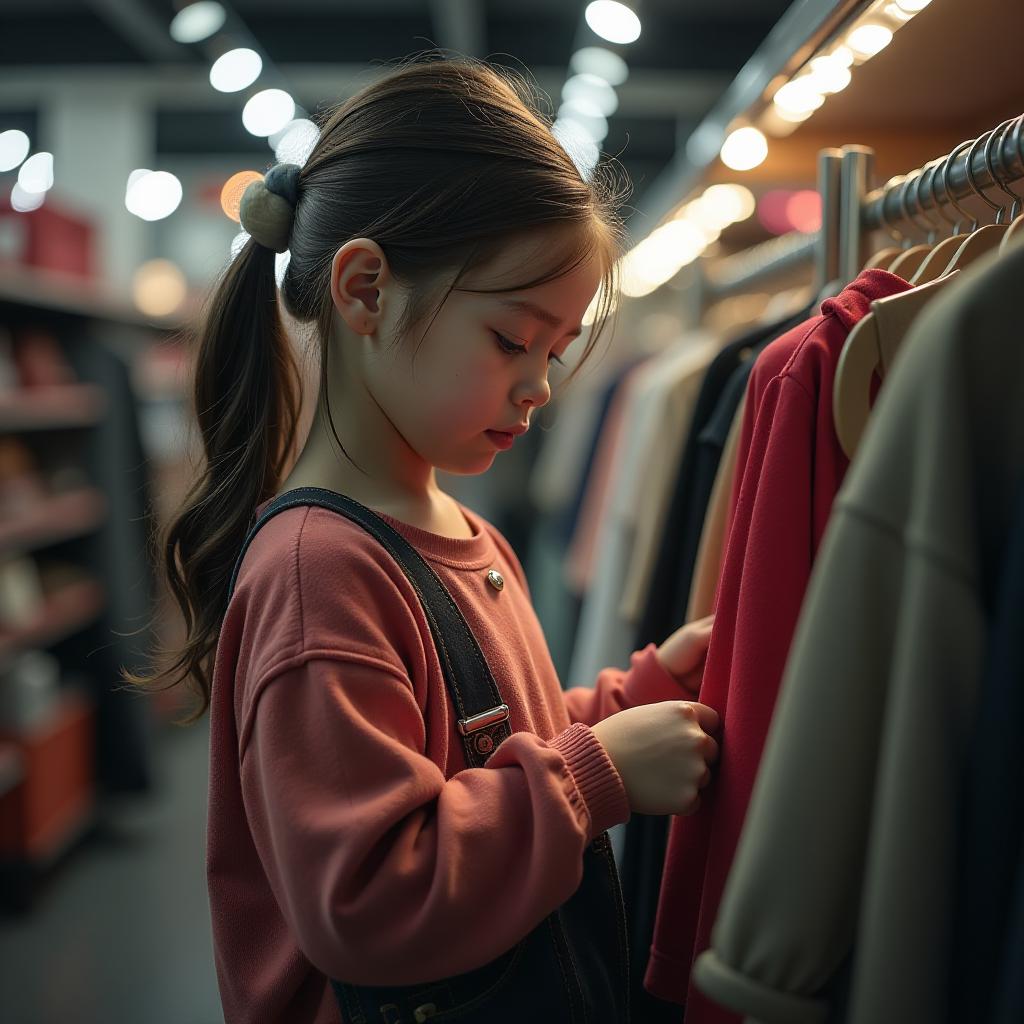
[227,486,511,767]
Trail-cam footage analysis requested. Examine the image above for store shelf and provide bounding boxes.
[0,687,96,897]
[0,488,108,556]
[0,384,107,432]
[0,262,192,329]
[0,578,106,663]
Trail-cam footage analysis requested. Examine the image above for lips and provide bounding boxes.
[486,429,515,449]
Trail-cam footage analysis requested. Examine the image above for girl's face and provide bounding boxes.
[364,227,605,479]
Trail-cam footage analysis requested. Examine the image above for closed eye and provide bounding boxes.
[493,332,566,366]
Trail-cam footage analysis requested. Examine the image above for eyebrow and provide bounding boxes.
[496,298,584,339]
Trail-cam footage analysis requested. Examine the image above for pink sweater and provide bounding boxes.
[206,495,686,1022]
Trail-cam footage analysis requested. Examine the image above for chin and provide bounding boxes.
[436,452,496,476]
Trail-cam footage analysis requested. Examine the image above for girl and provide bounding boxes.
[128,54,720,1023]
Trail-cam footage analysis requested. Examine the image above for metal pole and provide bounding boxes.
[705,232,818,296]
[816,148,844,292]
[862,114,1024,231]
[839,146,874,283]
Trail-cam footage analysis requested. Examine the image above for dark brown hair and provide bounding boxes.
[123,52,630,725]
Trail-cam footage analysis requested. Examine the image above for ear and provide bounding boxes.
[330,237,389,333]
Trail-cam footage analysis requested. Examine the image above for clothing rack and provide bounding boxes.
[842,112,1024,275]
[701,112,1024,298]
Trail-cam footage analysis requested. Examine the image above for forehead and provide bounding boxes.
[463,224,604,292]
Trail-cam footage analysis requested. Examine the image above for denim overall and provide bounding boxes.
[228,487,631,1023]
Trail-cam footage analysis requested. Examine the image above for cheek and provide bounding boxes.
[397,351,497,428]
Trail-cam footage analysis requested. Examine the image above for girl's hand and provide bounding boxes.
[655,614,714,695]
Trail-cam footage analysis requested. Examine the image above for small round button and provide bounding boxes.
[475,733,494,755]
[486,569,504,590]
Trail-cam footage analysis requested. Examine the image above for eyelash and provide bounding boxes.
[493,332,566,366]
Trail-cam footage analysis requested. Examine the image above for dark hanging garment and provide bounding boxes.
[953,470,1024,1023]
[620,312,807,1023]
[634,308,811,653]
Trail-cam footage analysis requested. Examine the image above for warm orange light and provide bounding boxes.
[221,170,263,223]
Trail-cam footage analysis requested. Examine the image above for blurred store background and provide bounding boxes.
[0,1,1018,1021]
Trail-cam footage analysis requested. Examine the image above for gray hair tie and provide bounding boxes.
[239,162,302,253]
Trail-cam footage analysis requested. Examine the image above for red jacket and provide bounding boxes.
[207,497,687,1022]
[645,270,911,1020]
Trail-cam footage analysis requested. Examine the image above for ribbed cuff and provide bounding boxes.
[622,642,692,706]
[548,722,631,841]
[693,950,829,1024]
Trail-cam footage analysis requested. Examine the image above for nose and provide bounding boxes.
[513,370,551,413]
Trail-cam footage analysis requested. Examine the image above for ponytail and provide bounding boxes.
[122,237,300,725]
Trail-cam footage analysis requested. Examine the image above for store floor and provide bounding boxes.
[0,712,223,1023]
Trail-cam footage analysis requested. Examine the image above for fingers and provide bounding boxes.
[687,701,721,734]
[702,733,720,766]
[686,616,715,652]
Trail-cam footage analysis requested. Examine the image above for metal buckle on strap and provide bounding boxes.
[457,704,510,736]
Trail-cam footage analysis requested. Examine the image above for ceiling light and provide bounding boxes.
[702,184,756,224]
[895,0,932,10]
[806,56,852,93]
[772,105,815,125]
[125,171,183,221]
[242,89,296,137]
[846,24,893,57]
[584,2,641,45]
[720,127,768,172]
[562,74,618,118]
[885,3,915,23]
[272,119,320,164]
[10,182,44,212]
[17,152,54,194]
[553,119,601,178]
[169,2,226,44]
[570,47,629,86]
[559,102,609,142]
[773,80,825,115]
[126,169,151,194]
[210,48,262,93]
[0,130,31,172]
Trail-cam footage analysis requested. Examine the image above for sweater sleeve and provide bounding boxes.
[562,642,690,726]
[239,653,631,988]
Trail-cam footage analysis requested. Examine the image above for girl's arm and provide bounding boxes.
[563,615,714,727]
[237,654,630,987]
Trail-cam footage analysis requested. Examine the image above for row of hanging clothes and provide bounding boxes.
[522,112,1024,1024]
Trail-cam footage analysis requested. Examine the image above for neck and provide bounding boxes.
[280,393,441,510]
